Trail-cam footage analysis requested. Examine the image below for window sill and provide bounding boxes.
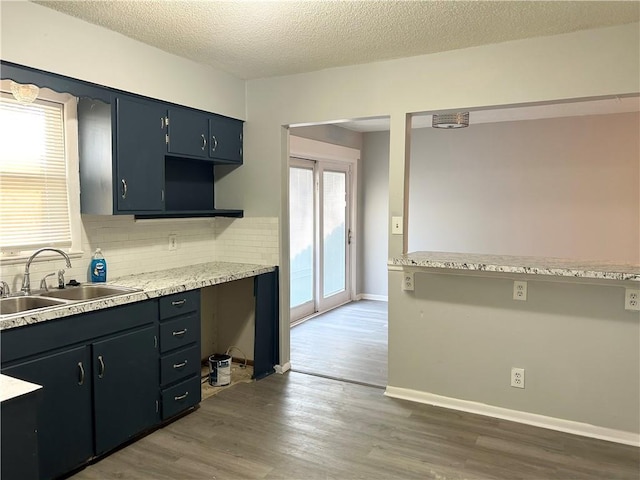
[0,250,85,266]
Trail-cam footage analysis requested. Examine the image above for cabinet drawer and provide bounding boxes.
[160,345,200,387]
[161,375,201,420]
[159,314,199,353]
[159,290,200,320]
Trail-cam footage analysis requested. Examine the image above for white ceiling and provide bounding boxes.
[35,1,639,80]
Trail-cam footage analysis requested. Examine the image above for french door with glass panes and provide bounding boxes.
[289,158,351,323]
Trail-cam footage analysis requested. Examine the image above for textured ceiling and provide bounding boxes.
[35,0,639,80]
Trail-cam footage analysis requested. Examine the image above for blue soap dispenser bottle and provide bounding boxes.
[90,248,107,283]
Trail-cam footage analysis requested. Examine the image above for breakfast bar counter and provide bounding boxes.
[390,251,640,283]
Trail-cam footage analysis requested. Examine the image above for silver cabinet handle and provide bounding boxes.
[121,179,127,199]
[201,134,207,151]
[211,135,218,152]
[172,328,187,337]
[171,299,186,307]
[78,362,85,385]
[173,360,188,369]
[97,355,105,378]
[174,392,189,401]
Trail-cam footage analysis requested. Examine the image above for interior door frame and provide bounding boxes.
[289,157,317,321]
[289,135,359,322]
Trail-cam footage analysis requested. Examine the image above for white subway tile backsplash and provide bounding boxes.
[0,216,279,289]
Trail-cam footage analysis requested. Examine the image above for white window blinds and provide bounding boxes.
[0,93,72,252]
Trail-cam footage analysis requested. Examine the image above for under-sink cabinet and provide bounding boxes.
[1,301,159,480]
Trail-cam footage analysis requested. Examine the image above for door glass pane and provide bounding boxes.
[290,167,314,308]
[323,170,346,298]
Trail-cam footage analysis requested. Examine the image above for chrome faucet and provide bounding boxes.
[21,248,72,295]
[0,281,10,298]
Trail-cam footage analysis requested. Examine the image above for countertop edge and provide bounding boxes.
[0,373,43,402]
[389,252,640,283]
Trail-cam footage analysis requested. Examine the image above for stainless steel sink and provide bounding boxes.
[0,296,70,315]
[39,284,140,301]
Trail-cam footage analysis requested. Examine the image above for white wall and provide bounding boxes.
[408,112,640,263]
[240,22,639,434]
[0,1,245,119]
[361,131,390,298]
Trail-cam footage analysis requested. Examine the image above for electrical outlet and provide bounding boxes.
[402,271,414,291]
[168,234,177,251]
[625,289,640,311]
[511,367,525,389]
[391,216,403,235]
[513,280,527,301]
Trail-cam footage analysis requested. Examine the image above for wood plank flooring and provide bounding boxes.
[69,372,639,480]
[290,300,388,388]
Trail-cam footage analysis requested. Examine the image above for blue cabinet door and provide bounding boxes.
[209,116,243,164]
[93,325,159,455]
[167,107,209,158]
[3,346,93,480]
[116,96,166,212]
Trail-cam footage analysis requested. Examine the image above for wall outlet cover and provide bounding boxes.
[391,216,403,235]
[513,280,527,301]
[624,289,640,311]
[402,271,414,291]
[511,367,525,389]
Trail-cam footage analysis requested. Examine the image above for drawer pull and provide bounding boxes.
[172,328,188,337]
[171,299,186,307]
[173,360,188,369]
[174,392,189,401]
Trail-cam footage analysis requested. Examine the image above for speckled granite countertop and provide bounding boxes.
[390,252,640,282]
[0,373,42,402]
[0,261,276,331]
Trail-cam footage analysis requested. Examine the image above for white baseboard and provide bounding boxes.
[384,386,640,447]
[355,293,388,302]
[274,362,291,374]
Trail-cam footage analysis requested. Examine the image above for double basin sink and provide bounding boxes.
[0,285,141,316]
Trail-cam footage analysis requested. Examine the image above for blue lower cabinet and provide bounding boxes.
[93,326,159,455]
[0,300,160,480]
[3,346,93,480]
[161,375,201,420]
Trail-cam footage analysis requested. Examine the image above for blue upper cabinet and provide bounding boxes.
[166,107,210,159]
[115,96,166,212]
[167,107,243,164]
[209,115,243,164]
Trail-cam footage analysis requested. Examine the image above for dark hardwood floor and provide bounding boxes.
[290,300,388,388]
[70,372,639,480]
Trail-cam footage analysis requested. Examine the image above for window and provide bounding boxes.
[0,85,81,259]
